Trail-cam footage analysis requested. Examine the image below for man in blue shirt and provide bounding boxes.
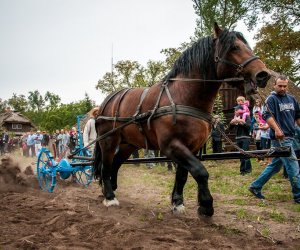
[27,131,35,157]
[249,75,300,204]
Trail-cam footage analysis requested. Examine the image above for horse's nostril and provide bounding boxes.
[256,71,270,88]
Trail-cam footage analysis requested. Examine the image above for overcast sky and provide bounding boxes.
[0,0,255,105]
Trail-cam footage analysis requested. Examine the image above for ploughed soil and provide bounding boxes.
[0,155,299,250]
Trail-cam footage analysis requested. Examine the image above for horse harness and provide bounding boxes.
[95,81,213,150]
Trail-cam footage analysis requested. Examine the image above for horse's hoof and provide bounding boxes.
[172,204,186,214]
[103,198,120,207]
[198,206,214,217]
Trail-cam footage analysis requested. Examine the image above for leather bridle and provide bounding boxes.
[214,38,260,76]
[215,55,259,75]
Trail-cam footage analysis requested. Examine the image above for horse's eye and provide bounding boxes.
[232,45,240,51]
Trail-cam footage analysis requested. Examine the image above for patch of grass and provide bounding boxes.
[261,226,270,238]
[257,200,267,207]
[269,208,285,222]
[292,204,300,213]
[121,157,300,225]
[236,208,248,219]
[224,227,242,235]
[231,199,247,206]
[156,212,163,221]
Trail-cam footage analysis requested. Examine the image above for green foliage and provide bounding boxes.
[7,93,28,112]
[28,90,45,112]
[254,18,300,83]
[96,60,146,94]
[191,0,255,38]
[24,96,94,132]
[257,0,299,28]
[0,99,8,113]
[96,53,181,95]
[213,93,226,123]
[269,208,285,222]
[160,47,182,71]
[44,91,61,110]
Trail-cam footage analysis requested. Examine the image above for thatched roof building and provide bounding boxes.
[0,109,36,136]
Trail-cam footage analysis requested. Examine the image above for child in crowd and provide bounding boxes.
[251,111,264,151]
[252,99,262,115]
[236,96,250,122]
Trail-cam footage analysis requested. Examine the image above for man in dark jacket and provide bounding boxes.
[230,105,252,175]
[249,75,300,203]
[211,115,225,153]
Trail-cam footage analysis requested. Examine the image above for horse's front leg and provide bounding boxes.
[165,141,214,217]
[110,144,136,191]
[171,166,188,213]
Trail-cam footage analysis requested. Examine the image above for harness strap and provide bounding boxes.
[133,88,150,151]
[97,105,212,124]
[147,82,166,130]
[164,83,177,125]
[133,88,149,117]
[113,88,131,129]
[99,88,128,116]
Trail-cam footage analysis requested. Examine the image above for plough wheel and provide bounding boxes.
[73,149,93,187]
[37,148,56,192]
[74,166,93,186]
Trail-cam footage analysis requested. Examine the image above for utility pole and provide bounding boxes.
[111,43,115,91]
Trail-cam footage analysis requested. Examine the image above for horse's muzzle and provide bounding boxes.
[255,71,270,88]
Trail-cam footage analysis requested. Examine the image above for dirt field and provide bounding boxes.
[0,155,300,250]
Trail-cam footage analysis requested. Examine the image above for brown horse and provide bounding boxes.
[93,23,270,217]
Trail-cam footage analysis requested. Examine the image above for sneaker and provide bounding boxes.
[248,187,265,199]
[295,198,300,204]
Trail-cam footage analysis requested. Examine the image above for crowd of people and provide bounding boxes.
[18,129,77,158]
[0,129,20,155]
[212,75,300,204]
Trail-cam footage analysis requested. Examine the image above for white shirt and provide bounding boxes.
[83,118,97,146]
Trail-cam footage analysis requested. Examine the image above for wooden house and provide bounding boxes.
[0,109,36,136]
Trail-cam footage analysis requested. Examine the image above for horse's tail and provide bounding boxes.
[93,140,103,186]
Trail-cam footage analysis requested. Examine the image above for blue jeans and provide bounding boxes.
[237,138,252,174]
[250,138,300,200]
[261,137,271,149]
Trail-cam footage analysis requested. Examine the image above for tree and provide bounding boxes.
[96,60,144,94]
[25,97,95,133]
[191,0,256,38]
[97,60,166,95]
[160,48,182,71]
[0,98,8,113]
[44,91,61,110]
[28,90,45,112]
[83,92,95,112]
[254,18,300,83]
[257,0,299,27]
[7,94,28,112]
[144,60,166,86]
[213,93,226,123]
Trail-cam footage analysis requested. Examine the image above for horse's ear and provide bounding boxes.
[213,22,222,38]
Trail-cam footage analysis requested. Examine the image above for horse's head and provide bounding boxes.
[213,23,270,94]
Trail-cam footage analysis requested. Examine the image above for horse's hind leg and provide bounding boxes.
[172,166,188,213]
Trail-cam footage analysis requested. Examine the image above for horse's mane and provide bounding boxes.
[163,29,250,81]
